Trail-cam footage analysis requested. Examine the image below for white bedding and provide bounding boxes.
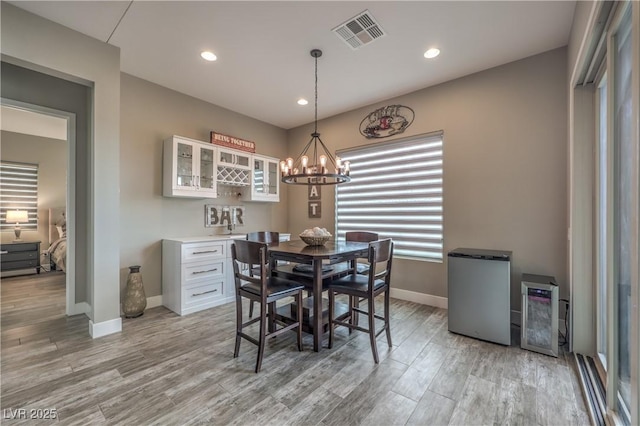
[48,207,67,272]
[48,237,67,272]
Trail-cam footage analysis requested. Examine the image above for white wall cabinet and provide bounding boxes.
[163,135,281,201]
[163,237,239,315]
[244,154,280,202]
[163,136,217,198]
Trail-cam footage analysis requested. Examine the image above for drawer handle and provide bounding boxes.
[192,250,218,254]
[192,289,218,297]
[192,268,218,275]
[0,251,8,254]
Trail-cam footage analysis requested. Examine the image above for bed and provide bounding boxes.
[48,207,67,272]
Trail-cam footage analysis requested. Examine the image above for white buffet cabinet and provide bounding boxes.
[162,236,242,315]
[162,233,290,316]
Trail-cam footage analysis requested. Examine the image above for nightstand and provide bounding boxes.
[0,241,41,276]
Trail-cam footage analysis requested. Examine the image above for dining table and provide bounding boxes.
[267,239,369,352]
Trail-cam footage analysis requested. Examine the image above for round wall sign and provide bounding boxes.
[359,105,415,139]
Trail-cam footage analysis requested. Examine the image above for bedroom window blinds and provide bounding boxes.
[0,161,38,232]
[336,132,444,261]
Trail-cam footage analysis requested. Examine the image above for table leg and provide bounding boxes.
[313,259,323,352]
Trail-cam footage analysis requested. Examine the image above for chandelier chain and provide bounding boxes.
[314,53,318,135]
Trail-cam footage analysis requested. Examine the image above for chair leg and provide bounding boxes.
[354,297,360,328]
[348,296,354,334]
[296,292,303,351]
[249,300,254,318]
[268,302,275,333]
[384,290,392,347]
[368,297,379,364]
[256,302,267,373]
[234,294,243,358]
[328,289,335,349]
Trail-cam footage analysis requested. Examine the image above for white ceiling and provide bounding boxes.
[9,1,576,130]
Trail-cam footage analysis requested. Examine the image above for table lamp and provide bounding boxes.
[6,210,29,241]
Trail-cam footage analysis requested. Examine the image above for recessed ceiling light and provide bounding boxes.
[424,48,440,59]
[297,99,308,106]
[200,51,217,61]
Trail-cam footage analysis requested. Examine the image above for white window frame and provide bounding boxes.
[335,131,443,262]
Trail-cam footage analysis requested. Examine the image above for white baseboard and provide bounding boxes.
[390,288,448,309]
[69,301,90,316]
[146,295,163,309]
[89,317,122,338]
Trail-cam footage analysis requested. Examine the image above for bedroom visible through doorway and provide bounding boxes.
[0,99,76,317]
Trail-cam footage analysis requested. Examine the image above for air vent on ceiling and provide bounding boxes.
[332,10,386,50]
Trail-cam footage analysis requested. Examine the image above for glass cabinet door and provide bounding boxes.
[253,157,266,195]
[267,160,278,195]
[199,146,215,189]
[176,142,194,188]
[234,152,251,168]
[218,148,251,168]
[218,149,235,165]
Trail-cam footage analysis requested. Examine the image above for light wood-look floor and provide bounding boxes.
[1,272,591,425]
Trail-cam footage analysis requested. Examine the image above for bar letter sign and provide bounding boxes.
[308,202,321,218]
[210,131,256,153]
[308,182,321,218]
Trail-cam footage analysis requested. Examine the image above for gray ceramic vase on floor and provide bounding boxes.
[123,265,147,318]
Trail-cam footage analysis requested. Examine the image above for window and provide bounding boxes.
[336,132,443,261]
[0,161,38,231]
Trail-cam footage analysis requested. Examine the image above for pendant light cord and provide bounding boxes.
[314,54,318,135]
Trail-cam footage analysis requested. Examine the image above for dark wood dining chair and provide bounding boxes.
[246,231,280,318]
[345,231,379,274]
[345,231,379,329]
[231,239,304,373]
[328,238,393,363]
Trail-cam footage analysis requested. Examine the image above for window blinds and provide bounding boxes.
[336,133,443,261]
[0,162,38,231]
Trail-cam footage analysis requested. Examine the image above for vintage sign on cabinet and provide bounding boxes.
[163,136,217,198]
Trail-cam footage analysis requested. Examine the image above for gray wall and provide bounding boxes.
[120,74,289,298]
[2,2,121,326]
[287,47,568,311]
[0,131,67,248]
[1,62,88,303]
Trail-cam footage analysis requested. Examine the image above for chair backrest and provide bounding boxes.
[231,239,268,292]
[345,231,379,243]
[247,231,280,244]
[367,238,394,288]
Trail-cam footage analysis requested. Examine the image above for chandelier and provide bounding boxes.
[281,49,351,185]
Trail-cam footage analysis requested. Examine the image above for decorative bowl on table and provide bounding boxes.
[299,235,331,246]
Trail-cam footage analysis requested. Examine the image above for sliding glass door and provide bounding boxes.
[592,2,637,424]
[612,7,632,421]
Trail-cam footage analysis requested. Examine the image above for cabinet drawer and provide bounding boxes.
[2,259,38,270]
[1,242,39,253]
[183,280,224,308]
[183,259,226,286]
[2,251,38,262]
[182,242,226,262]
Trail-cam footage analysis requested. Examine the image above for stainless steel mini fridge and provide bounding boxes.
[448,248,512,345]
